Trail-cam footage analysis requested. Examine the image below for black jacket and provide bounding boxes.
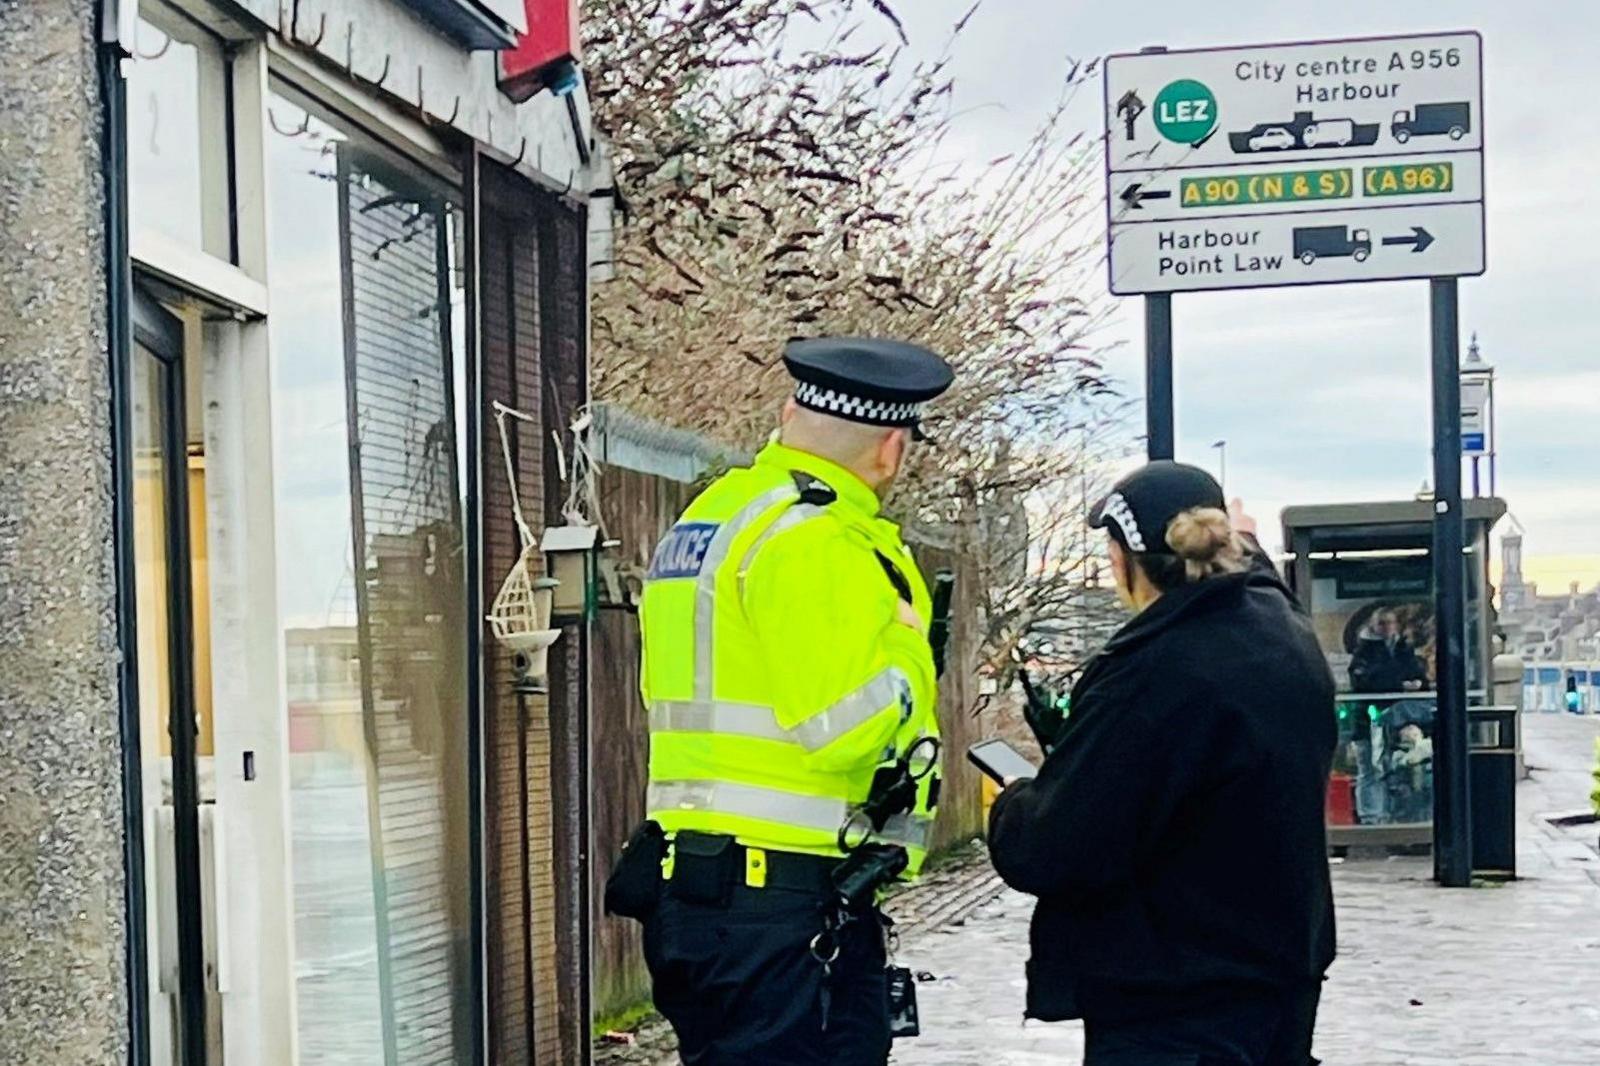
[1348,635,1428,694]
[988,567,1338,1024]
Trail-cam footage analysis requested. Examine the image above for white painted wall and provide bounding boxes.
[229,0,593,191]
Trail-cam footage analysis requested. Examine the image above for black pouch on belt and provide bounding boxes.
[604,820,666,921]
[668,830,739,907]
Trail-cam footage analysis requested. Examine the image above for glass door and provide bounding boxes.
[131,286,211,1066]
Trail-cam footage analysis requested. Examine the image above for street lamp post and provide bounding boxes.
[1211,439,1227,496]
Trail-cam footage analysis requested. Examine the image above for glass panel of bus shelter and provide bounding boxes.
[1307,553,1437,827]
[1465,534,1488,694]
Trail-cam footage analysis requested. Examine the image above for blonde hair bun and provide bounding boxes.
[1165,507,1247,578]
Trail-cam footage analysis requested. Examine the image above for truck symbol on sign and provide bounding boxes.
[1391,102,1471,143]
[1293,225,1372,265]
[1303,119,1356,148]
[1229,111,1379,153]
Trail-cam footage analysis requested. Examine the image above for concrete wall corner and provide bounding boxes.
[0,4,128,1064]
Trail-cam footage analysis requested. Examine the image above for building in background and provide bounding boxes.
[1499,533,1600,712]
[1,2,604,1064]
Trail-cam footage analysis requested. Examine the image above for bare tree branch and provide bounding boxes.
[583,0,1131,671]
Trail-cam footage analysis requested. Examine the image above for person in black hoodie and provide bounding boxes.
[1349,609,1429,695]
[988,461,1337,1066]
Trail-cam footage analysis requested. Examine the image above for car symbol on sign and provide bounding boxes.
[1246,127,1295,152]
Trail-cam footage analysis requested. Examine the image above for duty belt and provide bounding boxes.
[665,834,843,896]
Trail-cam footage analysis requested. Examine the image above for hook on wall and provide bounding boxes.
[512,137,528,168]
[133,16,175,61]
[373,54,391,89]
[306,11,328,48]
[559,169,576,196]
[445,95,462,126]
[267,107,314,139]
[136,36,173,61]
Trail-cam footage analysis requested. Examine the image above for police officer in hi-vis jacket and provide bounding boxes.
[613,337,953,1065]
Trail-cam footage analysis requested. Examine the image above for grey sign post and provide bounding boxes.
[1104,31,1486,886]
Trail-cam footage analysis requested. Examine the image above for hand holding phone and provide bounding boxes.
[966,738,1038,786]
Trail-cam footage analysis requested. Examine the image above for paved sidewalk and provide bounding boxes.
[596,715,1600,1065]
[894,713,1600,1065]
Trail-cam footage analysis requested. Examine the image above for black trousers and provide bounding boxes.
[1082,985,1322,1066]
[642,885,890,1066]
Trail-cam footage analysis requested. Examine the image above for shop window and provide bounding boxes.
[128,10,233,263]
[267,91,472,1066]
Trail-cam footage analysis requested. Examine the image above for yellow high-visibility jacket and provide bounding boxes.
[640,440,940,874]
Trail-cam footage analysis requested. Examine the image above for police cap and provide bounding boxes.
[1088,461,1225,554]
[783,337,954,429]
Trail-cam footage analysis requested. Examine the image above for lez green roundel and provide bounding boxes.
[1153,79,1217,146]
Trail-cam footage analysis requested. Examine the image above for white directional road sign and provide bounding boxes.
[1105,32,1484,295]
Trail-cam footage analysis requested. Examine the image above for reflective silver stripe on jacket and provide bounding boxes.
[651,700,791,745]
[878,812,934,851]
[793,668,910,748]
[735,502,829,597]
[648,779,852,833]
[652,667,909,752]
[692,485,799,701]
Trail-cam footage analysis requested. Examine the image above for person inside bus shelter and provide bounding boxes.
[1345,607,1429,825]
[1349,609,1428,695]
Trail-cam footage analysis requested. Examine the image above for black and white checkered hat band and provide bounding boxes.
[794,382,922,425]
[1099,492,1146,552]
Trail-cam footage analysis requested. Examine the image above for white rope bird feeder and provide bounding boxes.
[488,401,562,677]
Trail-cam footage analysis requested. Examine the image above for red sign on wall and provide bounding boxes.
[499,0,582,102]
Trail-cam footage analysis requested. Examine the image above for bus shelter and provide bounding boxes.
[1282,498,1507,847]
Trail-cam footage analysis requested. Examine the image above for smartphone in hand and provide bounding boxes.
[966,738,1039,786]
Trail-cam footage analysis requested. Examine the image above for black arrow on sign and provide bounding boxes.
[1382,226,1435,253]
[1120,183,1173,210]
[1116,90,1145,141]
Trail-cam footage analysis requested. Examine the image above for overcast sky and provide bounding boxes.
[889,1,1598,583]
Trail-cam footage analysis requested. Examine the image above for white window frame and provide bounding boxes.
[126,4,299,1065]
[129,1,257,302]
